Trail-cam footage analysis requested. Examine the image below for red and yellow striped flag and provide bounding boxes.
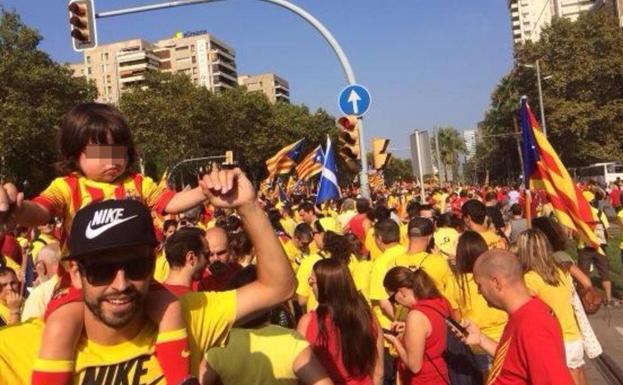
[520,98,602,251]
[296,145,324,181]
[266,139,305,178]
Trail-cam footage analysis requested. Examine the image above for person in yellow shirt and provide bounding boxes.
[368,218,405,385]
[0,169,297,385]
[433,213,460,263]
[31,220,60,263]
[517,229,586,385]
[395,217,451,292]
[346,233,373,302]
[444,231,507,377]
[461,199,507,250]
[0,267,23,327]
[204,265,332,385]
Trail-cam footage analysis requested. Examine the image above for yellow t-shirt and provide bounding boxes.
[33,173,174,241]
[444,273,507,343]
[31,233,60,262]
[433,227,459,259]
[582,190,595,204]
[479,230,507,250]
[352,260,373,302]
[2,256,21,274]
[280,217,297,238]
[0,290,237,385]
[369,244,405,329]
[0,303,10,325]
[153,249,170,283]
[295,253,324,312]
[578,207,609,249]
[524,270,581,342]
[395,251,451,292]
[206,325,309,385]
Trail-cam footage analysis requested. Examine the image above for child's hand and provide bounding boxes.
[0,183,24,226]
[199,168,256,209]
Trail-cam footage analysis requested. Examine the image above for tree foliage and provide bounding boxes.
[433,126,467,182]
[384,158,414,185]
[478,10,623,183]
[119,71,337,185]
[0,9,96,195]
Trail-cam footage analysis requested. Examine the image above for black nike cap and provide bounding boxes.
[65,199,157,261]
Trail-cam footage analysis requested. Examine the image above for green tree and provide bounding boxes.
[434,126,467,182]
[120,72,337,185]
[384,158,413,185]
[0,9,96,195]
[479,10,623,183]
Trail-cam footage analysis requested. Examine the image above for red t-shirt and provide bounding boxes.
[487,297,574,385]
[1,234,22,265]
[162,283,192,297]
[610,186,621,207]
[400,297,450,385]
[305,310,375,385]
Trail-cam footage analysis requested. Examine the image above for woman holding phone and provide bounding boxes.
[382,266,450,385]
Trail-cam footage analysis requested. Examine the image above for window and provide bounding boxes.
[86,56,91,64]
[87,67,92,75]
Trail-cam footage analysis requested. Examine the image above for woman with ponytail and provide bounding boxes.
[383,266,450,385]
[297,258,383,385]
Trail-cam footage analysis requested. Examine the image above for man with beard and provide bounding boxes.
[197,226,241,291]
[0,168,297,385]
[163,227,209,297]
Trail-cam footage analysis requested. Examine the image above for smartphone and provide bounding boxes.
[381,328,397,336]
[445,317,468,337]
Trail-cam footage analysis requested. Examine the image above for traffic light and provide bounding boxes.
[68,0,97,51]
[372,137,391,170]
[337,115,361,171]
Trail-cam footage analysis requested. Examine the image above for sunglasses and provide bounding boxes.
[78,256,155,286]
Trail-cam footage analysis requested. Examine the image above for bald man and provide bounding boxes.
[198,227,242,291]
[21,245,62,320]
[462,249,573,385]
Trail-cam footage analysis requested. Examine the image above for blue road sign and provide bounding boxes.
[338,84,371,116]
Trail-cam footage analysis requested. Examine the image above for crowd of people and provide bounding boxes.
[0,102,619,385]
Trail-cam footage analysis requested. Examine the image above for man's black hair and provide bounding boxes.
[374,219,400,244]
[461,199,487,225]
[164,227,206,268]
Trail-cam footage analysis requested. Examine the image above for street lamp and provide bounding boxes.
[519,59,551,137]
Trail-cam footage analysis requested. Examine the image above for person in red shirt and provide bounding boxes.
[382,266,451,385]
[297,258,384,385]
[460,249,574,385]
[346,198,371,244]
[197,226,242,291]
[609,181,621,212]
[163,227,209,297]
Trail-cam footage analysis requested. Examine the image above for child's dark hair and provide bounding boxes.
[56,103,137,175]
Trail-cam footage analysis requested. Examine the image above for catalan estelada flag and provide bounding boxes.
[266,139,305,178]
[520,96,601,251]
[296,145,324,181]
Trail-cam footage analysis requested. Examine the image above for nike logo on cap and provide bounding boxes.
[85,208,138,239]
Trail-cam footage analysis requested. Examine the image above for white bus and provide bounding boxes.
[570,162,623,186]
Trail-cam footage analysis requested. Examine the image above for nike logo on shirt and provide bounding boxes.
[85,215,138,239]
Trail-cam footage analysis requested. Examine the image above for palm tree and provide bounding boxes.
[435,126,467,182]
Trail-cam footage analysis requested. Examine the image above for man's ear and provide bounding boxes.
[185,250,197,266]
[68,260,83,290]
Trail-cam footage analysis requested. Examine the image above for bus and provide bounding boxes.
[569,162,623,186]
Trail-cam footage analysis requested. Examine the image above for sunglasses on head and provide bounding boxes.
[78,256,155,286]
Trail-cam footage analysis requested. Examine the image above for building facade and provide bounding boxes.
[237,73,290,103]
[463,129,477,159]
[70,31,238,103]
[508,0,598,46]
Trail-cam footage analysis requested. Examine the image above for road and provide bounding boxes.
[585,306,623,384]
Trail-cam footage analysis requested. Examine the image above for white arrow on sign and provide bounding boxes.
[347,89,361,114]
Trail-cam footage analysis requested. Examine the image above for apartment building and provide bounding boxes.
[508,0,598,45]
[238,73,290,103]
[70,31,238,103]
[463,129,477,159]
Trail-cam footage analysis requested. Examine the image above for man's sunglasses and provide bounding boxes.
[78,257,155,286]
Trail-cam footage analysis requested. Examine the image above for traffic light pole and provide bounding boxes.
[96,0,370,198]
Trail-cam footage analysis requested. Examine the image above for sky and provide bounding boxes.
[2,0,514,159]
